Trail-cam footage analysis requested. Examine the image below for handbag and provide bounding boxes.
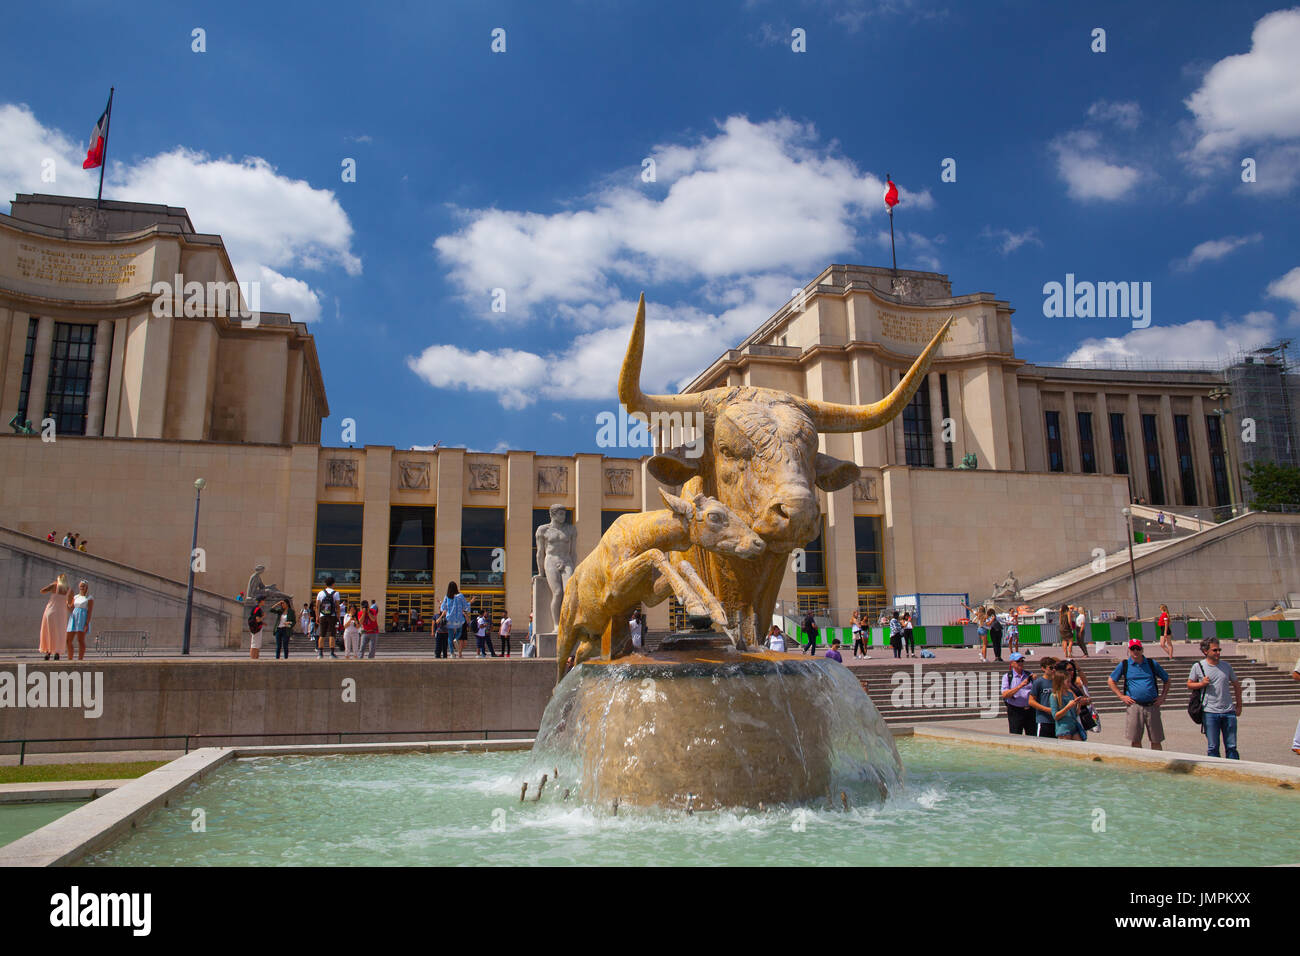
[1187,663,1206,725]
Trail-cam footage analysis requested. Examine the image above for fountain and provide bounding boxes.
[523,297,953,809]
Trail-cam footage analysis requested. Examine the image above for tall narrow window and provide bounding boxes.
[15,317,38,425]
[44,322,96,436]
[796,523,826,590]
[1077,412,1097,474]
[1110,412,1129,475]
[461,507,506,588]
[901,371,934,467]
[1206,414,1230,507]
[1141,414,1165,506]
[853,516,884,589]
[938,373,954,468]
[314,503,364,588]
[1045,411,1064,472]
[1174,414,1197,506]
[388,506,436,584]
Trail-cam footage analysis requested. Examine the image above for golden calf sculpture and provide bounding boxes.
[619,293,952,649]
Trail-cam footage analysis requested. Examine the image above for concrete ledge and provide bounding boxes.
[225,739,536,758]
[0,748,234,867]
[0,779,129,804]
[911,725,1300,789]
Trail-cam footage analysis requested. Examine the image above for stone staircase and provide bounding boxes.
[853,654,1300,724]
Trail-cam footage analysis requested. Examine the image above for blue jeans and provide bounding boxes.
[1203,712,1239,759]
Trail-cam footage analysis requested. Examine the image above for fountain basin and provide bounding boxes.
[529,645,902,810]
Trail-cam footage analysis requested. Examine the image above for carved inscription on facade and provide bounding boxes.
[14,241,139,286]
[326,458,357,488]
[398,460,430,490]
[605,467,633,497]
[537,465,568,496]
[877,310,955,346]
[468,463,500,492]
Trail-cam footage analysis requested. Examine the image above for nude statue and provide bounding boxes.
[534,505,577,628]
[247,564,293,607]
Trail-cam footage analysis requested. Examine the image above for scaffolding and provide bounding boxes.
[1222,341,1299,498]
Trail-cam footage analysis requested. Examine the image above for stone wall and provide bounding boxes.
[0,659,553,753]
[0,527,239,650]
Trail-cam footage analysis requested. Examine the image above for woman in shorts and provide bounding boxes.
[964,602,990,662]
[1005,609,1020,655]
[1157,604,1174,660]
[1058,603,1075,659]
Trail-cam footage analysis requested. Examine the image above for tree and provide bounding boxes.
[1244,461,1300,511]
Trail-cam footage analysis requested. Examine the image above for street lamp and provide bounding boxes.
[1121,506,1141,620]
[181,478,206,655]
[1208,386,1238,516]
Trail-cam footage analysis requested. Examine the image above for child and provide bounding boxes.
[342,609,360,659]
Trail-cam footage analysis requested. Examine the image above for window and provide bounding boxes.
[856,591,889,622]
[460,591,507,634]
[1077,412,1097,474]
[901,371,934,467]
[1045,411,1064,472]
[384,590,440,632]
[601,509,637,536]
[1110,412,1129,475]
[796,592,830,616]
[44,322,96,435]
[853,516,884,589]
[314,503,363,587]
[1206,414,1230,507]
[1174,415,1197,506]
[388,506,435,584]
[796,522,826,590]
[15,318,38,426]
[938,373,954,468]
[1141,414,1165,506]
[461,507,505,587]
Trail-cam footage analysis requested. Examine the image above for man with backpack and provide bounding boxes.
[315,576,341,659]
[247,600,264,660]
[1000,653,1035,734]
[1187,637,1242,759]
[1106,639,1170,750]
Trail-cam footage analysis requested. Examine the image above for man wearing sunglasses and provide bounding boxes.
[1107,639,1170,750]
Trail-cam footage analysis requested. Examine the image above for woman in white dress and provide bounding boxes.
[66,580,94,660]
[342,609,361,659]
[39,573,72,660]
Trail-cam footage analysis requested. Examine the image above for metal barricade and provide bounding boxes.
[93,630,149,657]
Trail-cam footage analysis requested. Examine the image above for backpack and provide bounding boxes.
[248,605,263,633]
[318,589,337,617]
[1120,658,1161,700]
[1187,662,1207,725]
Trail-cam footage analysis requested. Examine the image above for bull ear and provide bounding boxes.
[648,447,700,487]
[814,453,860,492]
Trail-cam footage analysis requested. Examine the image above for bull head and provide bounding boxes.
[619,293,951,549]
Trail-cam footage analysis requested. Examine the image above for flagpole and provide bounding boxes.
[96,87,114,209]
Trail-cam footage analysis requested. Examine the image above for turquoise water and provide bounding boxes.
[0,800,89,847]
[79,741,1297,866]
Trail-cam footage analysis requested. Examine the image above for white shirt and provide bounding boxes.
[476,616,487,637]
[499,616,511,636]
[768,631,787,653]
[1075,613,1086,630]
[316,589,340,615]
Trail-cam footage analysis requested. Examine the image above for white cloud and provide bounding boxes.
[433,115,935,320]
[1267,266,1300,308]
[1172,233,1263,271]
[1086,100,1142,130]
[980,226,1041,255]
[1050,130,1141,201]
[0,103,360,322]
[1062,311,1278,365]
[406,345,550,410]
[1186,8,1300,157]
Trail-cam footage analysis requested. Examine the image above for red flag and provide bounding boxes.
[82,96,111,170]
[883,177,899,212]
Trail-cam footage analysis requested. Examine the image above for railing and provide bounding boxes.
[773,599,1296,626]
[93,630,149,657]
[0,728,539,764]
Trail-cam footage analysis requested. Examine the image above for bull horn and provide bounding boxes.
[618,293,706,416]
[807,316,954,432]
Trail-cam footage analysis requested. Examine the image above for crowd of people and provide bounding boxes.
[47,530,89,553]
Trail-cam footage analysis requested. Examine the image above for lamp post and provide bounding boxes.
[181,478,206,655]
[1121,506,1140,620]
[1208,386,1238,516]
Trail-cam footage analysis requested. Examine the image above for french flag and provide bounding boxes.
[82,95,111,170]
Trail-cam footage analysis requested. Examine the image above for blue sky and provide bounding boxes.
[3,0,1298,454]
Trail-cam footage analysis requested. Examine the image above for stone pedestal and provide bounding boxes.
[531,576,561,657]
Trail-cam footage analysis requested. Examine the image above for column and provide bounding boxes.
[85,319,114,436]
[1094,392,1113,475]
[574,454,603,566]
[1190,395,1213,509]
[1,311,28,424]
[1062,390,1080,473]
[882,466,916,595]
[850,354,888,467]
[102,316,127,437]
[25,316,54,426]
[359,446,393,623]
[1127,394,1147,501]
[505,451,536,632]
[1158,394,1180,505]
[1005,370,1026,471]
[927,372,945,466]
[948,367,967,465]
[433,449,465,598]
[892,369,906,465]
[1018,380,1045,472]
[825,485,858,617]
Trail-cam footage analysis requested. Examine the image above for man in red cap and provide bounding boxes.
[1107,639,1170,749]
